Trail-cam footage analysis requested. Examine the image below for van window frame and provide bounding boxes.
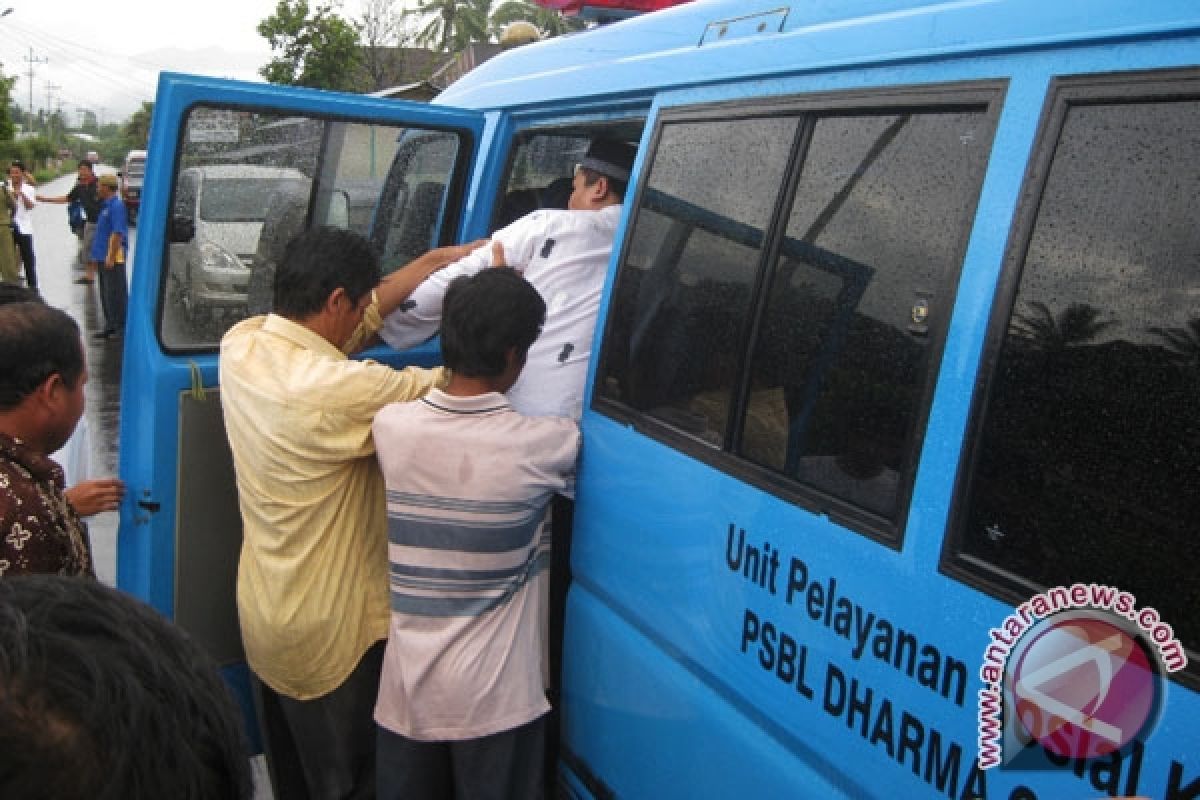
[593,80,1007,547]
[941,67,1200,689]
[155,101,477,355]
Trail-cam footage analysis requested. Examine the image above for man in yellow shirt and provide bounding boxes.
[219,226,484,800]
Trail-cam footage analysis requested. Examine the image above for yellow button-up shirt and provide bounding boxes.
[219,311,445,699]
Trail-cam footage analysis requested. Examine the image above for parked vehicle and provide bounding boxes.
[119,149,147,225]
[165,164,309,336]
[121,2,1200,797]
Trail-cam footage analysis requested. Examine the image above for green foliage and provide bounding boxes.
[122,102,154,150]
[258,0,363,91]
[406,0,493,52]
[0,73,15,142]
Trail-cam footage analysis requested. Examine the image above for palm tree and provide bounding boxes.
[407,0,494,52]
[1148,316,1200,367]
[1010,301,1116,351]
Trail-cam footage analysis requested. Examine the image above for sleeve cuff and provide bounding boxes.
[342,289,383,354]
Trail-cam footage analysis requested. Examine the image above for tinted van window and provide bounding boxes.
[598,87,1000,540]
[950,74,1200,661]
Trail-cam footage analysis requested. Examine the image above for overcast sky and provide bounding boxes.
[0,0,415,125]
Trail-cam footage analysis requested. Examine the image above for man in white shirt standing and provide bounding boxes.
[381,136,637,420]
[8,163,37,289]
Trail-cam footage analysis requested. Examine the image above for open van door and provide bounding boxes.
[114,73,488,734]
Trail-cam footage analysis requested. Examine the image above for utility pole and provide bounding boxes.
[45,82,60,130]
[24,47,46,133]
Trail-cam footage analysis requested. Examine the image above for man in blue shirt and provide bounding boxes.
[90,174,128,340]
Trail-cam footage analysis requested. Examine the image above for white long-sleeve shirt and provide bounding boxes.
[381,204,622,419]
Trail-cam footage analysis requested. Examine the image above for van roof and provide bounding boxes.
[439,0,1200,109]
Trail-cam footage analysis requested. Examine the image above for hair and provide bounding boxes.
[0,283,42,305]
[9,160,24,172]
[0,302,83,410]
[441,268,546,378]
[273,226,381,319]
[0,575,254,800]
[77,159,94,172]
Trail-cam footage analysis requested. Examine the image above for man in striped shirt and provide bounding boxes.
[372,268,580,799]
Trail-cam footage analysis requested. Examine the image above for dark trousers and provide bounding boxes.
[545,494,574,793]
[252,641,385,800]
[376,715,546,800]
[13,231,34,289]
[97,261,128,334]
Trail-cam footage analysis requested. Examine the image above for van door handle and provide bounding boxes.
[137,499,161,513]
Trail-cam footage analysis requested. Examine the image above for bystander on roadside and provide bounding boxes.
[0,301,93,577]
[37,160,104,284]
[90,174,128,339]
[8,162,37,289]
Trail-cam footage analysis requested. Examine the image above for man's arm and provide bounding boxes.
[373,239,488,317]
[340,240,487,354]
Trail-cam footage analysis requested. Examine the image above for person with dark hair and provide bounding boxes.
[90,174,129,340]
[0,302,92,576]
[0,286,124,519]
[219,225,484,800]
[382,135,637,420]
[372,268,579,799]
[0,574,254,799]
[7,163,37,290]
[37,160,104,283]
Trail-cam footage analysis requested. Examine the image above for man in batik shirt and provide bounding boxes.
[0,301,92,577]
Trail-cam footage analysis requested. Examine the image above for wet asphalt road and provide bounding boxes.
[35,168,133,586]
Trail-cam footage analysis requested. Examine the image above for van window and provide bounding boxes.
[597,86,1001,540]
[161,107,468,350]
[947,72,1200,668]
[491,124,646,232]
[374,130,462,272]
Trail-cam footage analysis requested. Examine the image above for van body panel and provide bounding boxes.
[440,0,1200,109]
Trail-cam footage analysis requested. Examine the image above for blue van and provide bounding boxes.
[120,1,1199,796]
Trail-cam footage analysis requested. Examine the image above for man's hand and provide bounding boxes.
[65,478,125,517]
[375,239,489,317]
[491,240,506,268]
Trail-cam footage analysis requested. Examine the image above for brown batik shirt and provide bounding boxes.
[0,433,94,577]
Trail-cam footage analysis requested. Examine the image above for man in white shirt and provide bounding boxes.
[8,163,37,289]
[381,136,637,420]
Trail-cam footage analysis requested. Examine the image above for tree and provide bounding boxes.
[358,0,414,91]
[406,0,493,52]
[258,0,363,91]
[1010,301,1117,351]
[0,73,15,142]
[1148,316,1200,368]
[79,109,99,134]
[123,102,154,150]
[490,1,584,38]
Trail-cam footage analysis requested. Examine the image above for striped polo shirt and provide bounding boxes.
[372,389,580,740]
